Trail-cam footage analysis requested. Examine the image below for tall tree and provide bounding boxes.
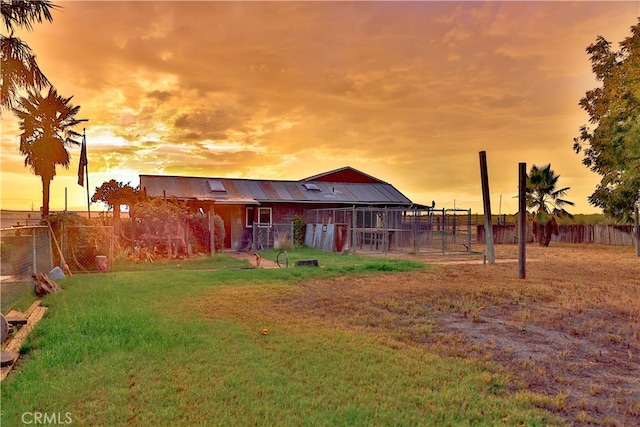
[526,164,574,247]
[91,180,140,235]
[1,0,58,113]
[574,19,640,223]
[14,86,82,217]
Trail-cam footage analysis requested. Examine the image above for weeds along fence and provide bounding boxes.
[251,222,294,252]
[477,223,636,246]
[304,207,474,254]
[62,226,114,272]
[0,226,53,282]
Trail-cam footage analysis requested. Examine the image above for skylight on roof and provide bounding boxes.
[207,180,226,192]
[303,183,321,191]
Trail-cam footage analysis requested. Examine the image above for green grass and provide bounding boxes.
[1,281,37,313]
[111,252,250,272]
[1,250,557,426]
[113,247,426,276]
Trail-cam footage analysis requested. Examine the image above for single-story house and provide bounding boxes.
[139,166,414,251]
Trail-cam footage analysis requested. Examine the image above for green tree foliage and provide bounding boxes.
[526,164,574,217]
[13,86,82,217]
[131,197,225,259]
[292,214,306,246]
[91,180,140,235]
[1,0,58,113]
[526,164,574,246]
[211,213,225,253]
[574,19,640,223]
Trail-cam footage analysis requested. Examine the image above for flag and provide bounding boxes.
[78,134,87,186]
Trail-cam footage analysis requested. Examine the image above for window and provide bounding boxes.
[246,207,272,227]
[246,207,253,227]
[303,183,321,191]
[258,207,272,226]
[207,180,226,192]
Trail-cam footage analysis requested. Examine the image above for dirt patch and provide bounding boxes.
[279,244,640,425]
[226,250,281,269]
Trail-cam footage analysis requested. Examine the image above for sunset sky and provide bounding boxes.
[1,1,639,215]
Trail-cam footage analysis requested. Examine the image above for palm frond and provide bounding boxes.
[0,36,49,111]
[526,163,574,219]
[2,0,59,35]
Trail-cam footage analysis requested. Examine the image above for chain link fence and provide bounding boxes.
[251,223,294,251]
[1,226,53,281]
[62,226,114,272]
[304,207,474,254]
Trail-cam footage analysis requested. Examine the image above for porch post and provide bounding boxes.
[209,202,216,256]
[352,206,357,254]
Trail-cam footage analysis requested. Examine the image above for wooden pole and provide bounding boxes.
[441,208,446,255]
[209,203,216,256]
[467,208,472,253]
[83,129,91,219]
[46,220,72,276]
[479,151,495,263]
[635,204,639,257]
[352,206,357,254]
[518,162,527,278]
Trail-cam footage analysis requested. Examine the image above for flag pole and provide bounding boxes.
[83,128,91,219]
[77,121,90,219]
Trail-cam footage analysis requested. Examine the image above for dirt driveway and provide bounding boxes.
[282,243,640,425]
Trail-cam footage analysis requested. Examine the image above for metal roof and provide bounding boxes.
[139,174,413,206]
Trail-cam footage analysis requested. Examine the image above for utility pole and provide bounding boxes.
[518,163,527,278]
[479,151,495,264]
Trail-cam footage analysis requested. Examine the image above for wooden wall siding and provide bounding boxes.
[228,206,244,251]
[265,203,362,225]
[477,224,636,246]
[214,206,234,249]
[258,203,305,224]
[309,169,381,184]
[210,202,416,250]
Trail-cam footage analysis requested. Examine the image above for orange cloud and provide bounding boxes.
[2,1,638,213]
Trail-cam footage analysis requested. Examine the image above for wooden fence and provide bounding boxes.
[477,223,636,246]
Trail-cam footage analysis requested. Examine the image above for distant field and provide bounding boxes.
[1,244,638,425]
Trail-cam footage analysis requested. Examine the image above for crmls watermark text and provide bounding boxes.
[21,412,73,425]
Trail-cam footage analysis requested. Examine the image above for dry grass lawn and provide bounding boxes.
[276,244,640,425]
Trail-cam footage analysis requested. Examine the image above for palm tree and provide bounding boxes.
[1,0,58,113]
[13,86,82,217]
[526,164,574,246]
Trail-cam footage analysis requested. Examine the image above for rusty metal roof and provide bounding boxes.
[139,173,413,206]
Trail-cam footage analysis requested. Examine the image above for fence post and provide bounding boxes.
[414,208,419,254]
[383,209,388,255]
[31,227,37,275]
[479,150,495,264]
[441,208,446,255]
[518,162,527,279]
[352,206,357,254]
[635,205,639,257]
[209,208,216,256]
[467,209,472,253]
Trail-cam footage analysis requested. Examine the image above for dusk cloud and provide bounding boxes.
[1,1,638,213]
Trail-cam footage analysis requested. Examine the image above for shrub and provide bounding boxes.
[292,214,306,246]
